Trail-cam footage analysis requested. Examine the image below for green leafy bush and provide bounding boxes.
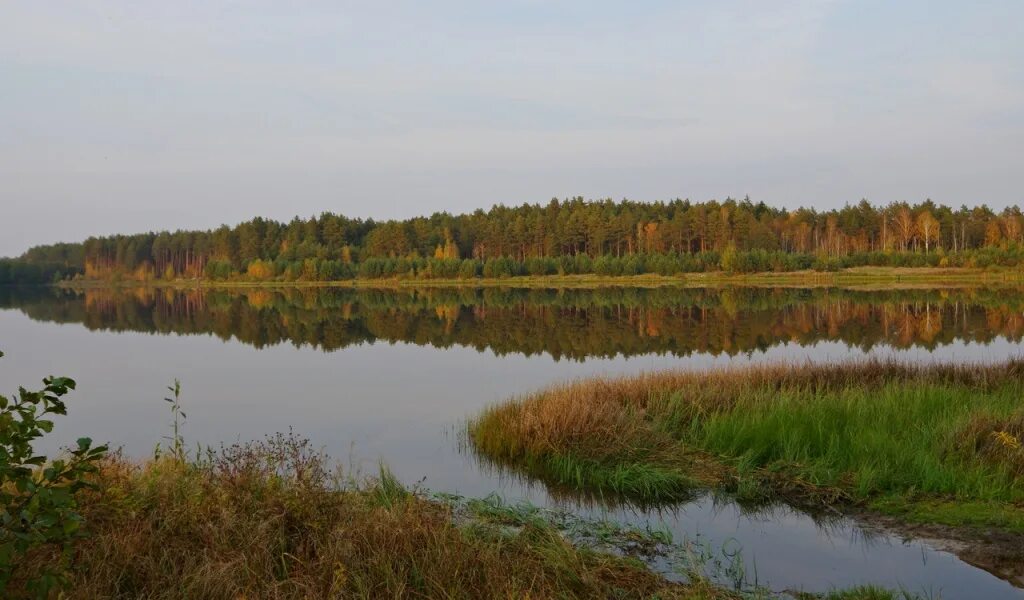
[0,351,108,596]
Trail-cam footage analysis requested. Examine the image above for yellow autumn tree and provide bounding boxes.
[893,206,915,251]
[444,238,460,259]
[985,220,1004,247]
[246,260,273,280]
[915,210,940,252]
[1003,214,1022,245]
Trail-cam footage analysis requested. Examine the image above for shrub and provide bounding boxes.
[0,351,108,595]
[812,254,840,272]
[592,255,622,276]
[483,257,520,278]
[203,261,233,280]
[525,257,555,276]
[426,258,463,279]
[572,254,593,274]
[720,245,740,273]
[459,259,481,279]
[245,259,274,280]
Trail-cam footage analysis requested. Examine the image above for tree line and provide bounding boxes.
[5,197,1024,284]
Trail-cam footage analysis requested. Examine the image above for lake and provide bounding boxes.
[2,285,1022,598]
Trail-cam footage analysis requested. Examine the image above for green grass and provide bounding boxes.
[694,383,1023,503]
[469,361,1024,531]
[868,496,1024,530]
[517,452,699,504]
[810,587,924,600]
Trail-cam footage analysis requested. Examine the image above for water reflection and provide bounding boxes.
[3,285,1023,358]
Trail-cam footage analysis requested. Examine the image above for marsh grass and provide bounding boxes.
[469,360,1024,529]
[10,443,918,600]
[10,431,732,599]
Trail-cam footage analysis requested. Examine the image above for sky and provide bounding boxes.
[2,1,1023,256]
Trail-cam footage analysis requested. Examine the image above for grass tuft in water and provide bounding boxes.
[468,359,1024,531]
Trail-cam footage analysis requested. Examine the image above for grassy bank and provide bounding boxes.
[56,265,1024,291]
[12,438,726,599]
[469,361,1024,533]
[9,443,920,600]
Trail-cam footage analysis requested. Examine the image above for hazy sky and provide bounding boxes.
[3,1,1022,256]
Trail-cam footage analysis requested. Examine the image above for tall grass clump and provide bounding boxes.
[469,360,1024,528]
[470,375,712,503]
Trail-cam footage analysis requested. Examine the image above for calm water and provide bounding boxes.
[2,286,1023,598]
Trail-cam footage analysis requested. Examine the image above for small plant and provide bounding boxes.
[956,412,1024,477]
[372,463,408,508]
[992,430,1022,451]
[161,379,187,461]
[0,350,108,596]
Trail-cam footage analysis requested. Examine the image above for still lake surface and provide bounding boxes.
[2,285,1023,598]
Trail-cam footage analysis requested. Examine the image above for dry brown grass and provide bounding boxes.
[956,411,1024,478]
[11,435,727,600]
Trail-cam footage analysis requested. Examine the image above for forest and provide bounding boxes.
[4,197,1024,284]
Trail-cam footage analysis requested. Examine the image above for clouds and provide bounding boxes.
[1,1,1022,255]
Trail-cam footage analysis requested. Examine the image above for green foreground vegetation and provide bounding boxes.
[9,454,921,600]
[470,361,1024,533]
[1,356,921,599]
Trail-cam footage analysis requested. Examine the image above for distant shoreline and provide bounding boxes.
[52,265,1024,291]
